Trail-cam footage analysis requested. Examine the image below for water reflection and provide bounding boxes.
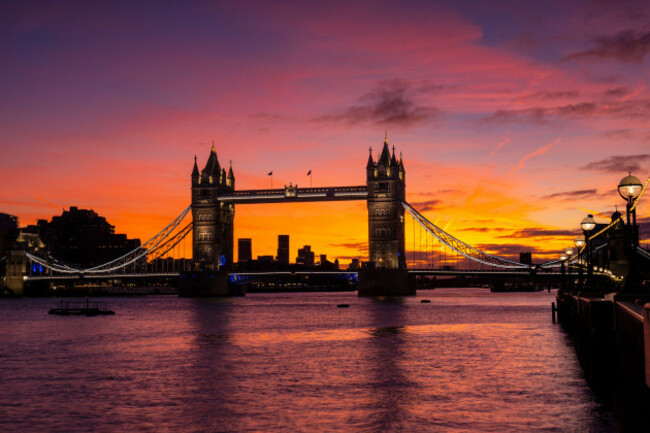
[362,298,414,432]
[182,297,240,432]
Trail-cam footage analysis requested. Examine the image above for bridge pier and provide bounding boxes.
[358,268,415,296]
[178,270,244,297]
[3,249,25,296]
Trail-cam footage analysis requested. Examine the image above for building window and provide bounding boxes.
[198,232,213,241]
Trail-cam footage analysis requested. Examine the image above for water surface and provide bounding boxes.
[0,288,615,432]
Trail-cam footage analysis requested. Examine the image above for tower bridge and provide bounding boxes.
[4,137,649,297]
[189,138,409,295]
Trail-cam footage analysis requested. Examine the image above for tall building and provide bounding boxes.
[296,245,314,267]
[26,207,140,267]
[277,235,289,265]
[366,137,406,269]
[0,213,19,261]
[191,144,235,270]
[238,238,252,263]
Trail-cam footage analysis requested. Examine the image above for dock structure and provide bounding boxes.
[48,299,115,316]
[556,292,650,431]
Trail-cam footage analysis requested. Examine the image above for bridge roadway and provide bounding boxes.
[217,185,368,204]
[25,269,577,281]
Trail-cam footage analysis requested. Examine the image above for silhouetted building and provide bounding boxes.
[0,213,19,260]
[367,137,406,269]
[191,144,235,270]
[348,258,360,270]
[319,254,339,270]
[296,245,315,267]
[27,207,140,268]
[238,238,252,263]
[257,255,274,263]
[519,252,532,266]
[277,235,289,265]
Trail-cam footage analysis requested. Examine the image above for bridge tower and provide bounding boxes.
[191,144,235,271]
[366,137,406,269]
[359,137,413,296]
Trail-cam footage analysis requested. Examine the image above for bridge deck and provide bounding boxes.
[218,185,368,204]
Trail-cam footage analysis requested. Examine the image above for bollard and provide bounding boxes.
[551,302,556,324]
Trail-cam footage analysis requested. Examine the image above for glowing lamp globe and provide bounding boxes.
[574,236,585,248]
[564,247,574,256]
[618,174,643,200]
[560,254,568,261]
[581,214,596,232]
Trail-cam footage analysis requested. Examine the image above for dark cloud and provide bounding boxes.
[563,31,650,63]
[518,90,580,101]
[456,227,510,232]
[555,102,598,116]
[315,79,442,127]
[582,154,650,173]
[483,99,650,123]
[475,243,555,260]
[604,129,635,139]
[409,199,442,212]
[542,189,598,201]
[329,242,368,253]
[485,107,548,124]
[249,112,289,121]
[497,228,576,239]
[603,87,632,98]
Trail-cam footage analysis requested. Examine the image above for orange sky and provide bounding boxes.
[1,1,649,265]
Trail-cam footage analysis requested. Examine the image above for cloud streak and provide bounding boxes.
[542,189,599,201]
[582,154,650,173]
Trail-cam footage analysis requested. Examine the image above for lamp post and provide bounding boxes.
[618,173,643,292]
[574,236,585,289]
[560,253,568,292]
[565,247,574,291]
[581,214,596,286]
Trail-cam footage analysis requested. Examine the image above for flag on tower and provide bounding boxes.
[307,170,311,176]
[267,171,273,176]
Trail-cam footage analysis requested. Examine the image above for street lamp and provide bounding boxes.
[564,247,574,290]
[618,173,643,245]
[574,236,586,289]
[618,173,643,292]
[581,214,596,283]
[560,253,568,292]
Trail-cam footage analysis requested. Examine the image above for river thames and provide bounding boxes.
[0,288,616,432]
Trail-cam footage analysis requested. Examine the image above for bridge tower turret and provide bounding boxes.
[366,136,406,269]
[191,143,235,270]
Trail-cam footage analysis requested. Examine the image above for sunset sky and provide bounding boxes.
[2,0,649,264]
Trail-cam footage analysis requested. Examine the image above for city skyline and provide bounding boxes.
[2,0,649,264]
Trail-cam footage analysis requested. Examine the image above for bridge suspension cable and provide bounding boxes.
[26,206,192,275]
[403,201,531,270]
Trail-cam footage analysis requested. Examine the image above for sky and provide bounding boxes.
[1,0,649,264]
